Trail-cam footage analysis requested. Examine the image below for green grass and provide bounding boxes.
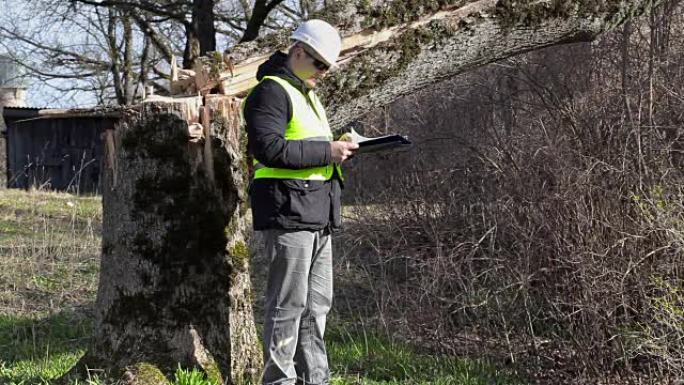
[0,188,519,384]
[0,189,102,384]
[0,311,91,384]
[328,326,516,385]
[0,314,517,385]
[0,189,101,248]
[0,189,101,220]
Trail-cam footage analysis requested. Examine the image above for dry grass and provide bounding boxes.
[0,189,101,316]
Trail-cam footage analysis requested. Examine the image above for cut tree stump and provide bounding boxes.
[68,95,261,385]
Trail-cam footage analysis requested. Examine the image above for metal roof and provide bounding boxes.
[3,106,122,121]
[1,106,121,135]
[3,106,43,120]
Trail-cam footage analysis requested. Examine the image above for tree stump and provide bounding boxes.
[70,95,261,384]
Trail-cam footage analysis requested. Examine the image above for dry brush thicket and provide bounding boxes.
[342,0,684,380]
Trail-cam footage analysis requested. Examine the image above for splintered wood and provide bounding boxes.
[167,28,386,97]
[157,23,414,134]
[148,2,483,133]
[169,51,271,98]
[140,93,242,156]
[166,2,484,98]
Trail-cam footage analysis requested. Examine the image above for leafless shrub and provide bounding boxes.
[340,1,684,380]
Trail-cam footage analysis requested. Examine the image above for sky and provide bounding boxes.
[0,0,103,108]
[0,0,310,110]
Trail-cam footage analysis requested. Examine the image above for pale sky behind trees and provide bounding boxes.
[0,0,315,108]
[1,0,105,107]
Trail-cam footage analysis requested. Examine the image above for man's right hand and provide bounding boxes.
[330,141,359,163]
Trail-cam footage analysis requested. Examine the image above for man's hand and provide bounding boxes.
[330,141,359,163]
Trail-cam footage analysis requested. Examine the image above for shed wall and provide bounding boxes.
[7,117,116,193]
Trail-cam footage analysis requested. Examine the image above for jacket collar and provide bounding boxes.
[256,51,311,95]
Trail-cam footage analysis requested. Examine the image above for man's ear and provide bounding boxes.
[293,46,304,60]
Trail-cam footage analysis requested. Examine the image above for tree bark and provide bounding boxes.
[184,0,217,69]
[65,0,661,383]
[317,0,662,129]
[67,96,261,384]
[222,0,661,129]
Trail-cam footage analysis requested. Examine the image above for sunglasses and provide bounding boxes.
[302,48,330,71]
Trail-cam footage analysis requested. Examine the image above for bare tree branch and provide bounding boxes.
[130,12,175,63]
[68,0,188,20]
[240,0,286,42]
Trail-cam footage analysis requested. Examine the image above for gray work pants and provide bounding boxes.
[259,229,333,385]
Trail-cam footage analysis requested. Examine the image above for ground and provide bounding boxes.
[0,188,518,385]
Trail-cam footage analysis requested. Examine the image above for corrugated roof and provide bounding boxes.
[4,106,122,122]
[1,107,121,134]
[3,107,42,121]
[3,106,46,110]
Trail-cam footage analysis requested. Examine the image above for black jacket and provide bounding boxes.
[244,52,342,231]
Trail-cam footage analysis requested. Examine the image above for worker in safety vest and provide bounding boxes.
[243,19,357,385]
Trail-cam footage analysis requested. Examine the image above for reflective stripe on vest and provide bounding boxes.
[246,75,340,181]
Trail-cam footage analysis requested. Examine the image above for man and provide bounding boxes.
[243,19,358,385]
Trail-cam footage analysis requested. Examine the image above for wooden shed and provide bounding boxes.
[3,107,120,194]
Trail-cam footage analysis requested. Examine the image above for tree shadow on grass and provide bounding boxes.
[0,307,93,383]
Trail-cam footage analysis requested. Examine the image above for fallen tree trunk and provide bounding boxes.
[65,0,660,383]
[320,0,660,129]
[174,0,659,129]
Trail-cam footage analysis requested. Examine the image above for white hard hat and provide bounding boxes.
[291,19,342,68]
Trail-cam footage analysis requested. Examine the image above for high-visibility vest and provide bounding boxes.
[246,75,340,181]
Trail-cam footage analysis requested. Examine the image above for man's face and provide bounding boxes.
[291,45,330,88]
